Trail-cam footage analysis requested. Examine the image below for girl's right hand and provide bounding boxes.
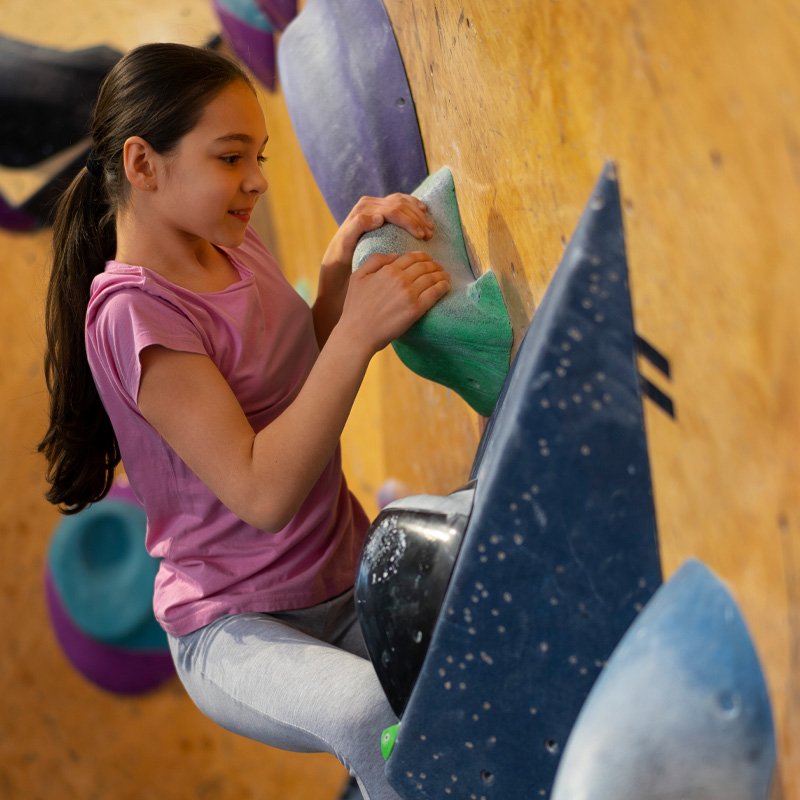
[339,250,450,356]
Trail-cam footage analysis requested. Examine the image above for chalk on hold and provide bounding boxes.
[277,0,427,224]
[353,167,512,416]
[551,559,776,800]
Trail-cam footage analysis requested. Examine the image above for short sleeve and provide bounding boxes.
[87,286,207,405]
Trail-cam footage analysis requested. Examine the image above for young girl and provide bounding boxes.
[38,42,450,800]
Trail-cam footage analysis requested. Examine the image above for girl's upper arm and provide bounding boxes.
[137,344,265,527]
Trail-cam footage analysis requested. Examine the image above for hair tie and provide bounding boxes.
[85,149,103,180]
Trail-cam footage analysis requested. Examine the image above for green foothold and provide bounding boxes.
[353,167,512,416]
[381,723,400,760]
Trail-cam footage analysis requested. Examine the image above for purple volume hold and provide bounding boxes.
[278,0,428,224]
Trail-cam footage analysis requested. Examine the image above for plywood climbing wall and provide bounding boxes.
[367,0,798,793]
[256,0,800,794]
[3,0,799,797]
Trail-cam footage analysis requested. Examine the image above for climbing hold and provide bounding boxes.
[0,36,120,230]
[356,488,474,717]
[47,499,156,642]
[44,482,174,694]
[376,478,412,510]
[551,559,776,800]
[382,162,662,799]
[0,36,120,168]
[44,568,174,694]
[254,0,297,30]
[381,724,400,760]
[212,0,277,90]
[354,167,513,416]
[277,0,427,223]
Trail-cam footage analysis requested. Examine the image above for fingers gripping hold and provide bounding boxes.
[343,251,450,353]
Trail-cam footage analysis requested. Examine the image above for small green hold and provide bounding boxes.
[381,723,400,760]
[353,167,512,416]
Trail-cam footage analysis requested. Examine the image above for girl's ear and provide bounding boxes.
[123,136,157,191]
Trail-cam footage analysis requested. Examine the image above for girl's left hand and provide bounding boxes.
[321,193,434,273]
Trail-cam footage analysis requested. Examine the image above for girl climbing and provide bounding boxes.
[38,42,449,800]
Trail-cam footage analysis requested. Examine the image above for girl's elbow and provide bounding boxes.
[242,495,297,533]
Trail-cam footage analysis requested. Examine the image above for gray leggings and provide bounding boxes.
[167,588,401,800]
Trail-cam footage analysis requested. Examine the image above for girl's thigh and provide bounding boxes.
[168,606,397,770]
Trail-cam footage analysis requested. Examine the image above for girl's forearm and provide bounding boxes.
[247,322,371,530]
[311,262,350,347]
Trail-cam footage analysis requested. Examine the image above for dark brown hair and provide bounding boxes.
[38,42,252,512]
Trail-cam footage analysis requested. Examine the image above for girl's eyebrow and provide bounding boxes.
[213,133,269,145]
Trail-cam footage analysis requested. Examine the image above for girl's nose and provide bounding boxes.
[246,162,269,195]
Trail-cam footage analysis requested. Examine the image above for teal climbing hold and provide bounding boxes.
[353,167,512,416]
[381,723,400,760]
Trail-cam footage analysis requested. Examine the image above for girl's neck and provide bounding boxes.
[115,208,241,293]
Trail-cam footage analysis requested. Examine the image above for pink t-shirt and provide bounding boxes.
[85,227,369,636]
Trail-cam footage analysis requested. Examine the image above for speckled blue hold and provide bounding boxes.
[384,163,663,799]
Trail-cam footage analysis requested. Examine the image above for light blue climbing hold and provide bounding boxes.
[551,558,776,800]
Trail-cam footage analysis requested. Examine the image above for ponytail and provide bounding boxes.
[37,42,252,513]
[38,165,119,512]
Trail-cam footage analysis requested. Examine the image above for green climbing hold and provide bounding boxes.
[381,723,400,760]
[353,167,512,416]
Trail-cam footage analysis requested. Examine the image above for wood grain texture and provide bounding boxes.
[380,0,800,792]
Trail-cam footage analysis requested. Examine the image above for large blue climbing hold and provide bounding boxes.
[277,0,428,224]
[551,559,776,800]
[383,163,662,799]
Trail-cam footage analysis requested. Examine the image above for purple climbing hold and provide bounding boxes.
[45,569,174,695]
[0,193,38,232]
[278,0,428,224]
[213,0,277,91]
[254,0,298,30]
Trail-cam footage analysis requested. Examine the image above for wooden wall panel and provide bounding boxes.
[3,0,799,796]
[379,0,800,793]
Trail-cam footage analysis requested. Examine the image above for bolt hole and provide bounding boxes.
[480,770,494,784]
[544,739,559,754]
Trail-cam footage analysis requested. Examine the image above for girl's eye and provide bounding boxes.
[221,155,240,165]
[257,156,268,166]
